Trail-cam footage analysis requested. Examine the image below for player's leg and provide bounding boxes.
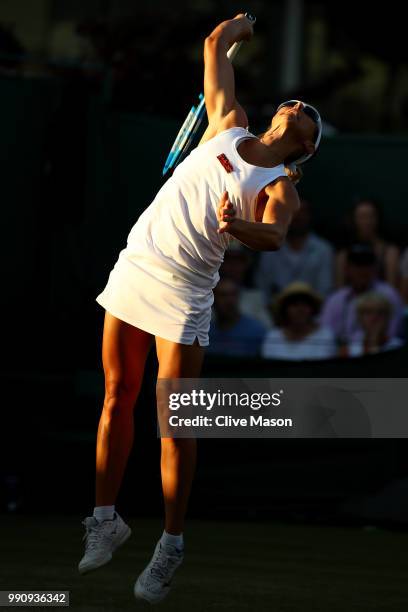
[79,312,153,574]
[134,336,204,603]
[156,336,204,534]
[96,312,153,506]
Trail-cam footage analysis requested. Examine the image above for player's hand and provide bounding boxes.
[232,13,254,41]
[217,191,236,233]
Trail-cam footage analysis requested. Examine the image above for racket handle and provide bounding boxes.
[245,13,256,24]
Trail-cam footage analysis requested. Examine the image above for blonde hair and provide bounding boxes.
[285,164,303,185]
[356,292,393,318]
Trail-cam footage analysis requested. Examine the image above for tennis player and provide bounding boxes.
[78,13,322,604]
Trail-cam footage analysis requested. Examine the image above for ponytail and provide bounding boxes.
[284,163,303,185]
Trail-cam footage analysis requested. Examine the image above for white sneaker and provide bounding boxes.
[78,512,131,574]
[134,540,184,603]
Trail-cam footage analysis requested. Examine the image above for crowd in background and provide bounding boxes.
[208,198,408,360]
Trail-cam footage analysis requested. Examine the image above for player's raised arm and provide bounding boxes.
[202,14,253,132]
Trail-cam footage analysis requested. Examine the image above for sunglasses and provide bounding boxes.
[277,100,321,126]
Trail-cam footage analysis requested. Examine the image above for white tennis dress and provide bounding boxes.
[96,127,287,346]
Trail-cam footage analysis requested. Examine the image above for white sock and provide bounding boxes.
[93,505,115,522]
[161,530,184,550]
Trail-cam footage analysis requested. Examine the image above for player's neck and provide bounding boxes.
[259,131,299,165]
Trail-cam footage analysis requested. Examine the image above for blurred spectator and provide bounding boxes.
[400,247,408,304]
[220,241,272,328]
[255,199,334,301]
[261,283,336,360]
[336,199,399,287]
[347,292,404,357]
[208,279,267,357]
[321,244,404,345]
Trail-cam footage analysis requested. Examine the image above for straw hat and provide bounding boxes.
[274,282,323,323]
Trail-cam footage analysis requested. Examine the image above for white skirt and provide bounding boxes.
[95,252,213,346]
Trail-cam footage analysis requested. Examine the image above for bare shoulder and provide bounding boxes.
[200,102,248,144]
[264,176,300,210]
[216,101,248,132]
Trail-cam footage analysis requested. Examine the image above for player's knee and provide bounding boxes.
[103,378,140,415]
